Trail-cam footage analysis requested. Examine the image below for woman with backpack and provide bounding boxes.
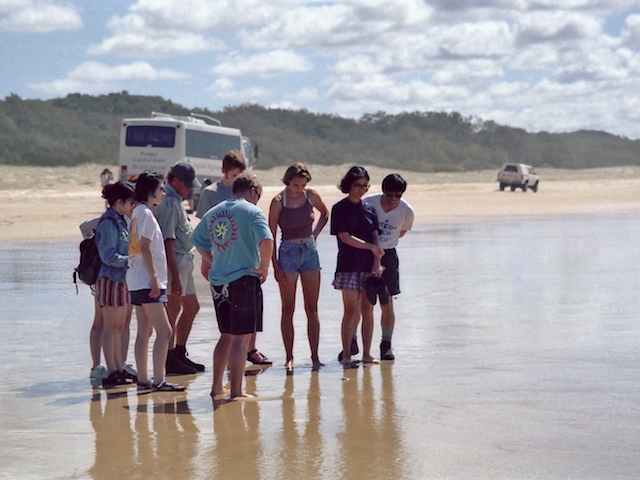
[94,181,136,388]
[128,172,185,392]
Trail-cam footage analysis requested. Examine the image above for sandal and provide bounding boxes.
[137,380,153,391]
[153,380,186,392]
[247,349,272,365]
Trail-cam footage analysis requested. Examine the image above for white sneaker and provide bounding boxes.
[123,363,138,377]
[90,365,108,380]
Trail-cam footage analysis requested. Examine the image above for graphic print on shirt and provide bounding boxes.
[128,217,140,255]
[208,209,238,252]
[378,218,398,244]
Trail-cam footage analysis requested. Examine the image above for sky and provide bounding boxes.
[2,0,640,138]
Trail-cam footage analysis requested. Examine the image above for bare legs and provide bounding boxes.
[360,296,379,364]
[166,293,200,348]
[102,305,128,374]
[279,270,323,371]
[340,290,361,365]
[90,297,104,368]
[134,303,173,384]
[340,290,380,365]
[211,332,252,399]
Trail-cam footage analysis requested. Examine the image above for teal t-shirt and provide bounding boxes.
[191,198,273,285]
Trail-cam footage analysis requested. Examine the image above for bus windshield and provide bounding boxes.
[126,126,176,148]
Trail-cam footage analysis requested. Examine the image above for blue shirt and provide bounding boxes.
[191,198,273,285]
[95,208,129,283]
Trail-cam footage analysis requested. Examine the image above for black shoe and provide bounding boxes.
[102,371,120,388]
[175,345,205,372]
[102,370,132,388]
[166,349,197,375]
[380,340,395,361]
[338,337,360,362]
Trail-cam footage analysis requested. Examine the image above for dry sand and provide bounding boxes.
[1,163,640,243]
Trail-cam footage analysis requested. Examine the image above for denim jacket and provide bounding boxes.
[95,208,129,283]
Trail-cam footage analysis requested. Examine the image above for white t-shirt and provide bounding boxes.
[363,193,415,249]
[127,204,168,291]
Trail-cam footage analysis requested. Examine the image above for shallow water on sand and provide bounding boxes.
[2,213,640,479]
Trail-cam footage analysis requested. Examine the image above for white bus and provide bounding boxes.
[118,112,255,201]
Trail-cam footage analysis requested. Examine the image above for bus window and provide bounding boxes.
[186,130,241,159]
[126,126,176,148]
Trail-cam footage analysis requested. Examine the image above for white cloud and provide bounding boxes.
[431,60,504,85]
[30,61,187,95]
[88,31,217,58]
[515,12,603,46]
[621,14,640,46]
[208,78,271,102]
[0,0,81,33]
[211,50,312,78]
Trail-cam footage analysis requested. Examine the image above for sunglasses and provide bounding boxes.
[384,192,403,198]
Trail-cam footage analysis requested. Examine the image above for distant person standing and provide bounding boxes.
[153,162,204,375]
[363,174,414,360]
[100,169,114,208]
[191,173,273,398]
[197,150,272,367]
[100,168,114,187]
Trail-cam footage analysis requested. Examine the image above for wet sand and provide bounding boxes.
[1,166,640,478]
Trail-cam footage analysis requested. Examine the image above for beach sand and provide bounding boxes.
[2,164,640,242]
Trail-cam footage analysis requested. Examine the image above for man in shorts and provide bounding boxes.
[363,174,415,360]
[197,150,272,367]
[153,162,204,374]
[191,173,273,399]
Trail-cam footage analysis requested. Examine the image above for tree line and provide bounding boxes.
[0,91,638,171]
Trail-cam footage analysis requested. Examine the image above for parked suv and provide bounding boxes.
[497,163,539,192]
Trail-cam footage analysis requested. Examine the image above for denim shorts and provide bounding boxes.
[278,239,321,273]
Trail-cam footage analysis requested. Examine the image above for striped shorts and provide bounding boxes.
[95,276,130,307]
[332,271,370,292]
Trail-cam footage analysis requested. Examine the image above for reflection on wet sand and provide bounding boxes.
[88,387,199,478]
[5,214,640,478]
[339,365,404,478]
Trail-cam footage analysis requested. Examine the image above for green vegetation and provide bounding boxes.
[0,92,638,171]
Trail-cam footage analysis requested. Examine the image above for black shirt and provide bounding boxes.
[330,197,379,272]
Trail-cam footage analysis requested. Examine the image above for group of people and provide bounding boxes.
[87,152,414,399]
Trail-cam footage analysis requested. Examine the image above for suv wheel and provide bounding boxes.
[522,183,528,192]
[531,182,538,193]
[510,185,516,192]
[499,182,506,191]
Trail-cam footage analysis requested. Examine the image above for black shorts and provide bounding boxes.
[130,289,167,305]
[381,248,400,296]
[211,275,263,335]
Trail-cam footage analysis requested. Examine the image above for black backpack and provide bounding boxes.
[73,217,118,291]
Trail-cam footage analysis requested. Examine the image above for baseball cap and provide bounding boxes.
[169,162,201,188]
